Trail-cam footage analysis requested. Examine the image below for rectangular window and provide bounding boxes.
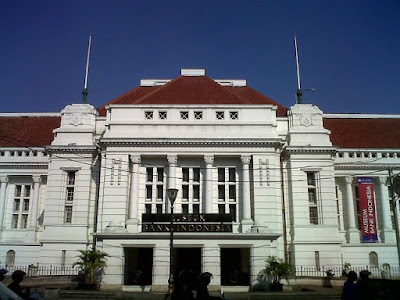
[229,185,236,201]
[146,168,153,182]
[13,184,32,229]
[194,111,203,120]
[182,185,189,201]
[216,111,224,120]
[158,111,167,120]
[229,204,236,221]
[180,111,189,120]
[12,215,19,228]
[157,185,163,200]
[229,168,236,182]
[15,185,22,197]
[182,204,189,214]
[182,168,189,182]
[145,111,153,119]
[193,168,200,182]
[156,204,162,214]
[23,199,29,211]
[144,166,165,217]
[315,251,320,270]
[218,168,225,182]
[307,172,319,225]
[229,111,238,120]
[64,206,73,223]
[21,215,28,229]
[218,185,225,201]
[146,185,152,200]
[157,168,164,182]
[145,204,152,214]
[14,199,20,212]
[193,204,200,214]
[218,204,225,215]
[193,185,200,200]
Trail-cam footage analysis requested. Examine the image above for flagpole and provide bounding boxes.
[82,33,92,104]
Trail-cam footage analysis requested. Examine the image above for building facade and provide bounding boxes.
[0,69,399,291]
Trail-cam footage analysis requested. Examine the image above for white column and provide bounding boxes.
[128,155,141,220]
[0,176,9,229]
[241,156,253,231]
[204,155,214,214]
[29,176,41,228]
[345,176,359,243]
[378,176,395,243]
[127,155,141,233]
[167,155,177,213]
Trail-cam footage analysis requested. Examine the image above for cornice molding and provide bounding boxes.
[285,146,337,154]
[100,139,283,149]
[335,165,400,171]
[0,163,48,169]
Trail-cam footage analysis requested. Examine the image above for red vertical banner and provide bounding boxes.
[357,177,378,243]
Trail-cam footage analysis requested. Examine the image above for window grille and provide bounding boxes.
[158,111,167,120]
[229,111,238,120]
[180,111,189,120]
[145,111,153,119]
[194,111,203,120]
[216,111,224,120]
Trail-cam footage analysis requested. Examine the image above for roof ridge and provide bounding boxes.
[132,75,184,104]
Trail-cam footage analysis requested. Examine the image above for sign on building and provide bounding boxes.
[357,177,378,243]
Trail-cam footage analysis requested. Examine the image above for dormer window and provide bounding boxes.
[216,111,224,120]
[159,111,167,120]
[180,111,189,120]
[194,111,203,120]
[145,111,153,120]
[230,111,238,120]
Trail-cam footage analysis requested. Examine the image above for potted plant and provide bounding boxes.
[342,262,351,277]
[260,256,294,292]
[381,263,391,279]
[73,248,109,290]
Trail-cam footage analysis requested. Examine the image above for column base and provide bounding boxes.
[346,228,360,243]
[126,218,140,233]
[381,228,396,243]
[240,219,254,233]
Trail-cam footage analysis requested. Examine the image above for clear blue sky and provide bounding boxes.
[1,0,399,114]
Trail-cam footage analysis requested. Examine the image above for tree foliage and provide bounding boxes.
[73,248,109,285]
[260,256,294,284]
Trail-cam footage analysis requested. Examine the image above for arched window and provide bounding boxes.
[369,251,379,268]
[6,250,15,267]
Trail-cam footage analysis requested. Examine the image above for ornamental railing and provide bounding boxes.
[295,266,400,280]
[0,265,81,277]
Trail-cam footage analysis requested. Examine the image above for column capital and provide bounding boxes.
[130,155,141,164]
[345,176,353,184]
[167,155,177,165]
[378,176,388,185]
[204,155,214,165]
[0,176,8,184]
[241,155,251,165]
[32,175,42,184]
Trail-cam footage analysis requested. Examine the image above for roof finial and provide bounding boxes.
[82,33,92,104]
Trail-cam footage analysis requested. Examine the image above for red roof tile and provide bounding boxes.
[323,117,400,149]
[0,116,60,147]
[97,75,287,116]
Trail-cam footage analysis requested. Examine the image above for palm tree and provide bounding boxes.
[73,248,109,286]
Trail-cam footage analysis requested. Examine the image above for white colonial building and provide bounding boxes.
[0,69,399,291]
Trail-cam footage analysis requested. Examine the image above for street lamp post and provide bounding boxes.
[167,188,178,298]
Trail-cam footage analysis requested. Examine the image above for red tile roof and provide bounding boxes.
[323,117,400,149]
[97,75,287,116]
[0,116,60,147]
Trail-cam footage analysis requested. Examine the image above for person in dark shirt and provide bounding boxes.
[7,270,31,300]
[342,271,359,300]
[357,270,375,300]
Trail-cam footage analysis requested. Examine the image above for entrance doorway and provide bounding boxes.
[221,248,250,286]
[124,247,153,285]
[172,247,201,281]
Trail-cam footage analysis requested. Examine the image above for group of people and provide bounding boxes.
[0,269,39,300]
[170,270,223,300]
[342,270,375,300]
